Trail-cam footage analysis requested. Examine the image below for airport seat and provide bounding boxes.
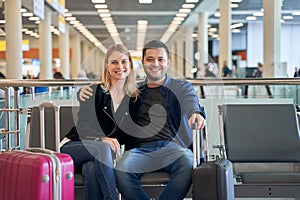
[218,104,300,198]
[27,104,201,199]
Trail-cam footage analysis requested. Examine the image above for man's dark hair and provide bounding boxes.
[142,40,169,60]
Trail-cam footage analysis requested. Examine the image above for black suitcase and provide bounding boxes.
[191,121,234,200]
[192,158,234,200]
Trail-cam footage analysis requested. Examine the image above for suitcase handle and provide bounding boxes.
[39,101,61,152]
[26,147,54,155]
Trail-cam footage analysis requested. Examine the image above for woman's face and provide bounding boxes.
[106,51,131,81]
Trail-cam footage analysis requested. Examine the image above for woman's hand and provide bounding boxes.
[79,84,94,101]
[101,137,121,153]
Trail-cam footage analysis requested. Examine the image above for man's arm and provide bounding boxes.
[79,84,94,101]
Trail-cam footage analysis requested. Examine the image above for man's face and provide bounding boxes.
[142,48,170,83]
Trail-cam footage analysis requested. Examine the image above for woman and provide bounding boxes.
[60,44,139,200]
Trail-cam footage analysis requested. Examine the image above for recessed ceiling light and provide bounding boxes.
[246,16,257,21]
[179,8,191,13]
[91,0,105,3]
[292,12,300,15]
[232,29,240,33]
[186,0,199,3]
[139,0,152,4]
[95,4,108,9]
[182,4,195,9]
[283,15,293,20]
[230,3,239,8]
[253,12,264,17]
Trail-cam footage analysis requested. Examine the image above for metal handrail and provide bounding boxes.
[188,78,300,86]
[0,79,97,87]
[1,78,300,87]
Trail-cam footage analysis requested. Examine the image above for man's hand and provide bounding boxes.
[79,84,94,101]
[101,137,121,154]
[188,113,206,130]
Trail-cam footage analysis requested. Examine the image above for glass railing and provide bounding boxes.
[0,78,299,152]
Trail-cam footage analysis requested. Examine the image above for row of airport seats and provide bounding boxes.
[27,103,300,199]
[219,104,300,198]
[27,105,191,199]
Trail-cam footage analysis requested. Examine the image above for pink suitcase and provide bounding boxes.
[0,150,74,200]
[0,101,74,200]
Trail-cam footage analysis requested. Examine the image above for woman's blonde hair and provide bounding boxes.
[101,44,139,99]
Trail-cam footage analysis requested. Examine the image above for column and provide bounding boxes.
[184,26,194,79]
[218,0,232,77]
[198,12,209,77]
[168,42,176,78]
[59,24,70,79]
[176,32,184,78]
[39,7,52,79]
[81,41,90,73]
[263,0,281,77]
[70,33,81,79]
[94,50,103,78]
[5,0,22,79]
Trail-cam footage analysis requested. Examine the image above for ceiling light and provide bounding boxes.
[179,8,191,13]
[91,0,105,3]
[230,0,243,2]
[102,17,113,21]
[66,17,76,21]
[214,12,220,17]
[246,16,257,21]
[64,13,72,17]
[231,23,243,29]
[182,4,195,9]
[176,13,187,17]
[174,17,185,22]
[230,4,239,8]
[292,12,300,15]
[186,0,199,2]
[0,20,5,24]
[97,9,109,13]
[22,12,33,17]
[283,15,293,20]
[208,27,217,32]
[28,17,39,21]
[99,13,111,18]
[95,4,108,9]
[137,20,148,25]
[253,12,264,17]
[232,29,240,33]
[139,0,152,4]
[171,20,182,25]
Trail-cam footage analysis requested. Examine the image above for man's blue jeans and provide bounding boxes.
[115,140,193,200]
[61,140,118,200]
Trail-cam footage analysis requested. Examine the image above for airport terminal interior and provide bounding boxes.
[1,0,300,199]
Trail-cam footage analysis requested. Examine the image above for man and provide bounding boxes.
[80,40,206,200]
